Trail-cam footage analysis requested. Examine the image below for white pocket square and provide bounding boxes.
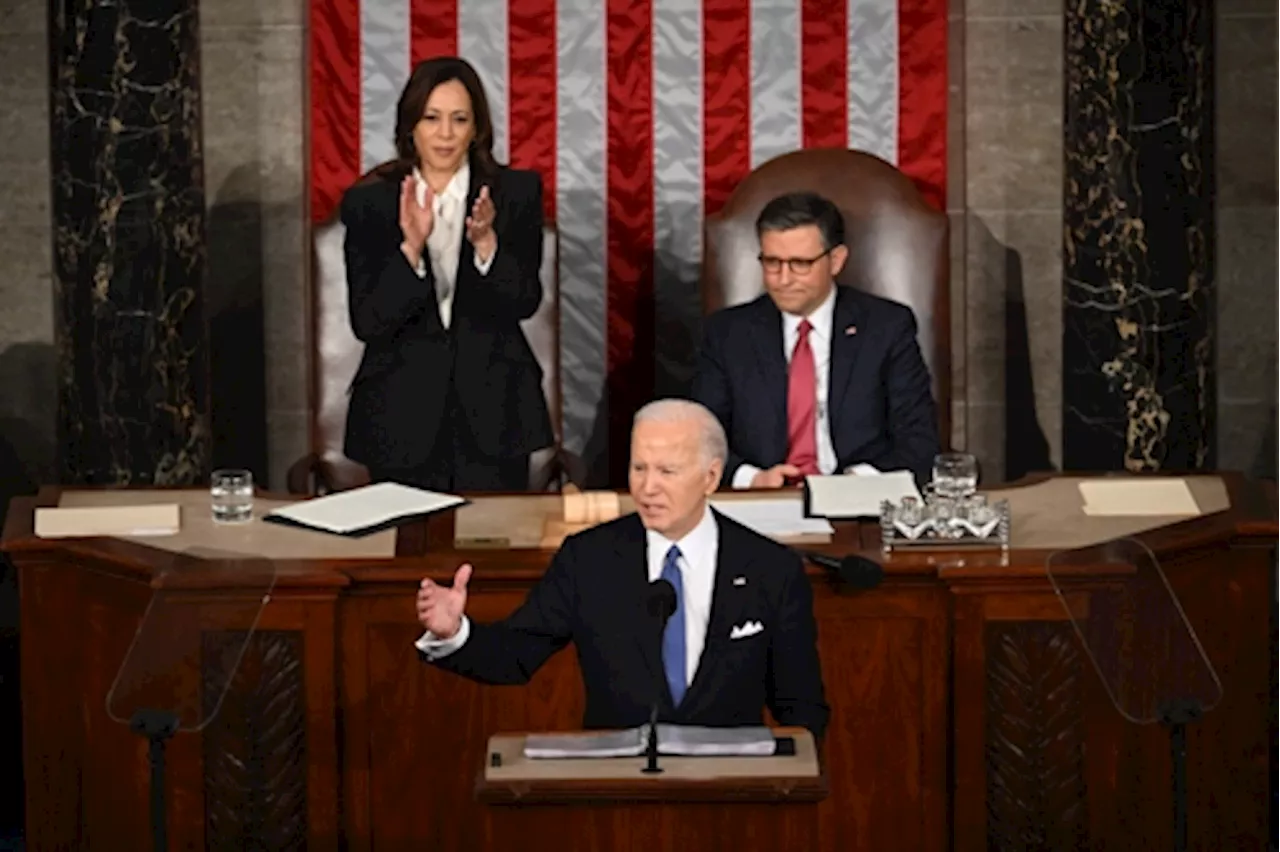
[729,621,764,640]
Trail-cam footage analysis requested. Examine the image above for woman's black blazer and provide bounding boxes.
[338,163,554,471]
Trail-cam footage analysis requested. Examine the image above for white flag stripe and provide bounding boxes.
[750,0,802,169]
[848,0,899,162]
[360,0,409,171]
[652,0,703,394]
[556,0,608,458]
[460,0,510,164]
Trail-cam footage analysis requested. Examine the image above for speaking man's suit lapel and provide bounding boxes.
[679,511,757,715]
[611,515,674,711]
[612,511,759,717]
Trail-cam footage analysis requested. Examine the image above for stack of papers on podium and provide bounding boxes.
[264,482,465,536]
[523,724,777,759]
[709,499,834,537]
[804,470,922,518]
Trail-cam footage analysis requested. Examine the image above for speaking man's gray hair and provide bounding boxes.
[632,399,728,468]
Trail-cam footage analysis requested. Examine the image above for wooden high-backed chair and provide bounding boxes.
[701,148,951,447]
[288,166,581,494]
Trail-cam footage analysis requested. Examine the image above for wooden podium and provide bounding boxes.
[2,473,1275,850]
[476,728,825,849]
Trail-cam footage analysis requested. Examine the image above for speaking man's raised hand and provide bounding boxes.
[416,564,472,639]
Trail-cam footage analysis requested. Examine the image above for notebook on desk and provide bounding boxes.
[35,504,181,538]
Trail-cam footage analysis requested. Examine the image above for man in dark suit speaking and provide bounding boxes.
[414,399,829,740]
[692,191,940,488]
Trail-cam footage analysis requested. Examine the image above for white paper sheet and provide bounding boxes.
[709,498,835,537]
[265,482,465,535]
[803,470,922,518]
[523,725,777,759]
[1078,479,1201,516]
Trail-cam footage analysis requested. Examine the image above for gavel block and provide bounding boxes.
[539,485,623,548]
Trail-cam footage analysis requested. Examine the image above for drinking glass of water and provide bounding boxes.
[211,469,254,524]
[931,452,978,499]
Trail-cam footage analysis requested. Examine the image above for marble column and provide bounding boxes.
[50,1,210,485]
[1062,1,1215,471]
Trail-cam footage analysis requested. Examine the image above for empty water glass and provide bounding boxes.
[211,469,254,524]
[932,452,978,499]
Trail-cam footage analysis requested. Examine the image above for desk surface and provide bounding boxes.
[1,473,1272,586]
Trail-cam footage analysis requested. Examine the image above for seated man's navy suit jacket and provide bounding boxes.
[424,511,830,741]
[692,285,941,487]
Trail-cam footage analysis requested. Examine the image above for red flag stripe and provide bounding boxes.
[702,0,751,217]
[411,0,458,66]
[897,0,947,209]
[801,0,848,149]
[508,0,558,222]
[606,0,655,482]
[308,0,361,223]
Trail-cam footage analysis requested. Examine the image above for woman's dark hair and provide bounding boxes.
[394,56,501,185]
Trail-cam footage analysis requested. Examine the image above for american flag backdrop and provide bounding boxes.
[310,0,947,481]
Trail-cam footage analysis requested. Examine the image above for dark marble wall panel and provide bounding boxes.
[1062,2,1215,471]
[49,1,210,484]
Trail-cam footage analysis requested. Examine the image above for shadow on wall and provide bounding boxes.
[0,342,57,487]
[653,206,703,401]
[968,215,1055,482]
[581,285,657,490]
[207,163,269,484]
[1251,405,1278,479]
[0,344,42,838]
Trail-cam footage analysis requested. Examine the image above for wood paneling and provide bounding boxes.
[4,475,1274,851]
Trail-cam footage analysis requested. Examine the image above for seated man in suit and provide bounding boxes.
[692,191,940,488]
[414,398,829,740]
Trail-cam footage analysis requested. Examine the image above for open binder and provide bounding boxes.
[263,481,466,536]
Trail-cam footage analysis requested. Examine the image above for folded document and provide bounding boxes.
[523,724,778,759]
[264,482,465,536]
[804,469,922,518]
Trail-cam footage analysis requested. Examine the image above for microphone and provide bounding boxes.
[642,579,677,774]
[800,551,884,590]
[647,578,677,624]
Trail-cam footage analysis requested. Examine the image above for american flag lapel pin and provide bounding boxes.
[845,325,858,336]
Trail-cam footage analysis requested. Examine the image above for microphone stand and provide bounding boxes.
[642,701,662,774]
[1159,698,1203,852]
[130,708,180,852]
[642,580,677,775]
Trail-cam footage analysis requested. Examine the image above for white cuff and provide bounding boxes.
[413,255,428,279]
[843,463,881,476]
[731,463,762,490]
[474,238,498,275]
[414,616,471,659]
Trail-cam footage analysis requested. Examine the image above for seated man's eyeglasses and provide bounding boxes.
[758,250,831,275]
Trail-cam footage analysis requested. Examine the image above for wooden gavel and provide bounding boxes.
[561,484,621,525]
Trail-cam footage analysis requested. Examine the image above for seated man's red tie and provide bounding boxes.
[786,320,820,476]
